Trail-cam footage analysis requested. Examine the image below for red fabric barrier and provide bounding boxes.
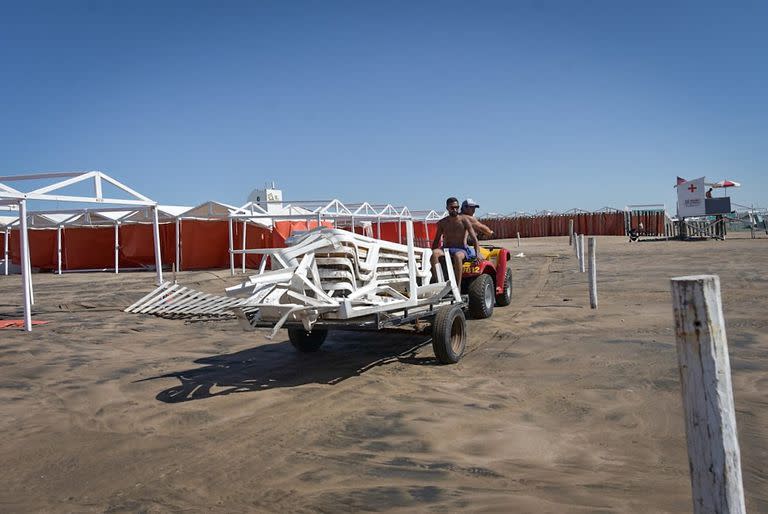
[178,220,231,270]
[9,228,57,269]
[272,220,332,247]
[118,223,176,268]
[64,226,116,270]
[481,212,628,238]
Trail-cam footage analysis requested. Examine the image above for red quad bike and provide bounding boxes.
[460,246,512,319]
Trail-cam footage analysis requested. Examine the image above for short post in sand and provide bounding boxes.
[568,219,574,246]
[516,232,520,247]
[587,237,597,309]
[578,234,585,273]
[670,275,745,514]
[573,232,579,258]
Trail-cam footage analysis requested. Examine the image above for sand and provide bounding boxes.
[1,233,766,513]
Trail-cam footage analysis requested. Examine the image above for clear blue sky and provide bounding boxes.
[1,1,766,214]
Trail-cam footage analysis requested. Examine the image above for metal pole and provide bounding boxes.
[241,220,247,273]
[3,227,9,275]
[228,217,235,276]
[423,220,429,248]
[19,200,32,331]
[406,220,417,305]
[578,234,585,273]
[377,216,381,239]
[397,217,402,244]
[114,222,119,274]
[57,225,63,275]
[175,218,181,272]
[151,205,163,285]
[24,212,33,306]
[587,237,597,309]
[670,275,745,514]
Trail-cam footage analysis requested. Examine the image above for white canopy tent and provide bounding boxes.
[0,171,163,331]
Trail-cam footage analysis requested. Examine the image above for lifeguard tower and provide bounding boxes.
[675,177,733,239]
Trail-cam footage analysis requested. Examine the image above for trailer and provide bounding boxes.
[126,221,470,363]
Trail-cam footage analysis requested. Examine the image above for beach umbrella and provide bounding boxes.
[711,179,741,188]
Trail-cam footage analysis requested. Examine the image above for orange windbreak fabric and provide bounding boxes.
[481,212,630,238]
[118,223,176,267]
[272,220,332,248]
[243,223,272,268]
[9,229,58,269]
[178,220,231,270]
[63,226,116,270]
[377,221,405,244]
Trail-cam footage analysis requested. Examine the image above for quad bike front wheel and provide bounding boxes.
[468,273,494,319]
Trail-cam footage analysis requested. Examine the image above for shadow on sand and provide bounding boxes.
[138,329,438,403]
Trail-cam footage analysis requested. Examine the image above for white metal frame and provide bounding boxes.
[0,171,162,331]
[226,199,443,276]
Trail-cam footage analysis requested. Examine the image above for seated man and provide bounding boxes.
[460,198,494,242]
[431,197,481,284]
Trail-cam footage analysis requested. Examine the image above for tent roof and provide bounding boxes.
[179,201,239,219]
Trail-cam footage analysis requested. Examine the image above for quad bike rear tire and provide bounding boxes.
[495,267,513,306]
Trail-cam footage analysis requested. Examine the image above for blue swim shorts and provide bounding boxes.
[444,246,476,259]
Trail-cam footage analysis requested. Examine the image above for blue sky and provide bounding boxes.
[1,1,765,215]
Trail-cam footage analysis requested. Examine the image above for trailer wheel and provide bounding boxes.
[431,304,466,364]
[468,273,494,319]
[495,267,513,306]
[288,328,328,353]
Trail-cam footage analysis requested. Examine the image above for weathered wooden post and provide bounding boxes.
[670,275,745,514]
[516,232,520,247]
[573,232,579,258]
[578,234,585,273]
[568,219,574,245]
[587,237,597,308]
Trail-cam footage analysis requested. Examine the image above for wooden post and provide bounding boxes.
[516,232,520,247]
[587,237,597,308]
[670,275,745,514]
[578,234,585,273]
[573,232,579,258]
[568,219,574,245]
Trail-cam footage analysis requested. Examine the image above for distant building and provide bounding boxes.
[247,182,283,213]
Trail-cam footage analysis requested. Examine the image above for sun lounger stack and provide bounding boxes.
[126,227,438,336]
[223,228,433,335]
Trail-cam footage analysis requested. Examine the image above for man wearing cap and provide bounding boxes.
[461,198,493,243]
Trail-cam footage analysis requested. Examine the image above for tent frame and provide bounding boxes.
[0,171,162,331]
[226,199,441,276]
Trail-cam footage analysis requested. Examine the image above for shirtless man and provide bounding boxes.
[460,198,493,244]
[431,197,481,284]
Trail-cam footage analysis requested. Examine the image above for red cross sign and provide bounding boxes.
[687,183,697,193]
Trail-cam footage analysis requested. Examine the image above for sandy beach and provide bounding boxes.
[1,233,766,513]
